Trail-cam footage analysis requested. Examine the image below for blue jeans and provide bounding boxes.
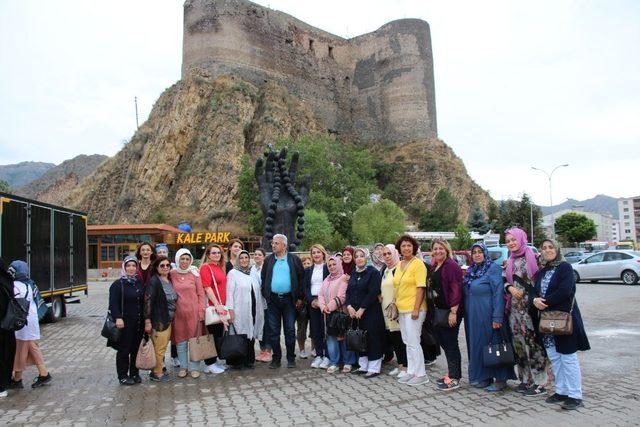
[326,335,356,366]
[176,341,200,372]
[267,293,297,363]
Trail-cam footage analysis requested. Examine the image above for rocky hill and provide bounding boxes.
[0,161,54,188]
[15,154,108,205]
[540,195,620,219]
[65,69,490,230]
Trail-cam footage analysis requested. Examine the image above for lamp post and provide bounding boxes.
[532,164,569,239]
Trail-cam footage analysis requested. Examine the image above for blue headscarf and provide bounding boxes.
[463,243,493,287]
[9,260,29,282]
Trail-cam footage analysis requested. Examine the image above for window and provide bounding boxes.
[308,39,314,51]
[328,46,334,58]
[625,229,632,233]
[624,208,629,212]
[624,215,630,219]
[584,253,604,264]
[604,252,632,261]
[624,201,629,204]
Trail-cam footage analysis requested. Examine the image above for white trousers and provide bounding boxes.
[358,356,382,374]
[546,344,583,399]
[399,311,427,378]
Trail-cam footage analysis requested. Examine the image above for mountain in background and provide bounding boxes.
[15,154,108,205]
[0,161,55,188]
[540,194,619,219]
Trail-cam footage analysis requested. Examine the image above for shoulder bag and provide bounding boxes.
[539,297,574,335]
[483,327,515,368]
[383,267,400,321]
[326,296,349,337]
[101,281,123,343]
[204,265,231,325]
[345,318,368,353]
[189,322,218,361]
[135,333,156,370]
[430,264,451,328]
[0,283,29,332]
[218,324,248,360]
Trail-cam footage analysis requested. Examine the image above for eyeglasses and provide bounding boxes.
[209,251,221,255]
[159,264,171,268]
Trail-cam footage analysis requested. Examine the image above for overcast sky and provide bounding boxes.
[1,0,638,205]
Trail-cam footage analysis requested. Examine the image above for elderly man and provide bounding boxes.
[261,234,304,368]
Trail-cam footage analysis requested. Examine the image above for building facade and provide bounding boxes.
[618,196,640,243]
[542,209,615,243]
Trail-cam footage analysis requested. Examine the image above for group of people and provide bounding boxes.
[0,260,52,398]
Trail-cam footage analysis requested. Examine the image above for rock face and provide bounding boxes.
[182,0,437,145]
[0,161,54,188]
[65,71,323,229]
[16,154,108,204]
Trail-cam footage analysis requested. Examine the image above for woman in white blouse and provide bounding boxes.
[303,244,330,369]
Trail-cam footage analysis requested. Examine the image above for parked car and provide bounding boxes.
[487,244,540,269]
[453,250,472,272]
[564,251,587,264]
[572,250,640,285]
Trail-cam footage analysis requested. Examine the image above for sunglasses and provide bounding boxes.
[159,264,171,268]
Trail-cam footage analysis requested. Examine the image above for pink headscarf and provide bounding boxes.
[384,244,400,269]
[327,255,344,281]
[505,227,539,283]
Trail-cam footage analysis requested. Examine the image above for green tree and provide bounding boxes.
[300,209,334,250]
[467,205,490,234]
[494,193,545,246]
[555,213,597,246]
[237,155,264,234]
[419,189,459,231]
[451,223,475,250]
[352,199,406,245]
[0,179,10,193]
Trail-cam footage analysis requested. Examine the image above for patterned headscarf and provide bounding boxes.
[234,250,252,275]
[463,243,493,287]
[353,247,370,272]
[120,255,139,281]
[371,243,386,271]
[327,255,344,281]
[505,227,539,283]
[383,244,400,269]
[539,239,565,269]
[342,246,355,275]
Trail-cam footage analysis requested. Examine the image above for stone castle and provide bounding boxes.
[182,0,437,145]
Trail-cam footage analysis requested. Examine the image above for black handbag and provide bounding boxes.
[432,308,451,328]
[326,297,349,336]
[0,284,29,332]
[101,281,123,343]
[219,324,248,360]
[345,319,368,353]
[483,328,515,368]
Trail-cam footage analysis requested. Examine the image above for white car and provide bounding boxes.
[572,250,640,285]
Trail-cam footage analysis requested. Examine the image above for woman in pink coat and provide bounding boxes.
[318,256,355,373]
[170,249,205,379]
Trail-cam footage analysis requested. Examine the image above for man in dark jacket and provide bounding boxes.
[261,234,304,368]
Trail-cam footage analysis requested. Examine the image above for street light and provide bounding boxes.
[531,163,569,239]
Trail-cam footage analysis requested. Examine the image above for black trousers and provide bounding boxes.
[116,317,143,379]
[308,303,327,358]
[204,323,224,365]
[386,330,408,366]
[435,322,462,379]
[0,330,16,392]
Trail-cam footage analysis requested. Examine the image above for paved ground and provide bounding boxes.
[1,281,639,426]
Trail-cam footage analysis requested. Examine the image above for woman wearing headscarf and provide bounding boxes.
[318,255,353,373]
[303,244,330,369]
[0,259,16,398]
[144,256,178,382]
[109,256,144,385]
[380,244,408,378]
[226,250,265,369]
[341,246,355,276]
[533,240,590,410]
[154,243,179,367]
[346,248,386,378]
[504,227,552,396]
[170,248,205,379]
[371,243,386,271]
[463,243,515,391]
[430,239,464,391]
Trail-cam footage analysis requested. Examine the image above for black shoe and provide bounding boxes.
[515,382,529,393]
[31,373,52,388]
[268,361,281,369]
[351,369,366,375]
[562,398,583,410]
[287,360,296,369]
[8,379,23,389]
[436,377,446,385]
[524,385,546,397]
[244,363,255,369]
[119,377,135,386]
[131,374,142,384]
[230,364,243,370]
[546,393,568,404]
[365,372,380,379]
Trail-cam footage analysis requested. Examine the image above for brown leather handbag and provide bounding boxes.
[539,298,574,335]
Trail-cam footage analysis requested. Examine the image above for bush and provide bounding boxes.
[352,199,406,245]
[300,209,334,250]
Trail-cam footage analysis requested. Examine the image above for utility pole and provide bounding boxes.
[530,202,534,243]
[134,96,139,129]
[532,164,569,240]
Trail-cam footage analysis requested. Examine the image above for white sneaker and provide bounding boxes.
[406,375,429,386]
[204,364,224,374]
[397,370,409,379]
[389,368,400,376]
[172,357,181,367]
[0,390,7,398]
[214,361,227,371]
[319,357,330,369]
[398,374,413,383]
[299,350,309,359]
[310,356,323,368]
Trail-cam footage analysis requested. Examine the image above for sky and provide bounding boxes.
[0,0,638,205]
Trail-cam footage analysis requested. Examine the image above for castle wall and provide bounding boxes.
[182,0,437,145]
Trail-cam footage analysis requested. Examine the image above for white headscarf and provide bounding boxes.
[174,248,200,277]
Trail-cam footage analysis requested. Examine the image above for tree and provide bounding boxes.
[0,179,9,193]
[300,209,334,250]
[352,199,406,245]
[237,155,264,234]
[555,213,597,246]
[468,205,490,234]
[494,193,546,247]
[419,189,459,231]
[451,223,475,250]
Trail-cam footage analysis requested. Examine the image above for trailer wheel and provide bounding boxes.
[45,297,65,323]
